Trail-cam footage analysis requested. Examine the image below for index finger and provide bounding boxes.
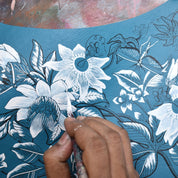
[64,117,111,178]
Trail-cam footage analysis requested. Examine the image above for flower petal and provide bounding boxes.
[58,113,66,130]
[51,80,66,97]
[36,80,50,97]
[78,73,89,99]
[30,113,43,138]
[0,51,16,69]
[148,103,173,121]
[5,97,34,109]
[88,57,110,67]
[17,108,29,121]
[73,44,86,58]
[127,103,132,111]
[121,105,127,113]
[17,84,37,98]
[169,85,178,100]
[156,117,172,135]
[58,44,73,61]
[43,60,72,71]
[90,67,111,80]
[120,89,127,96]
[87,73,105,93]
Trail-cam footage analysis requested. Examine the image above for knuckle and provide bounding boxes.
[43,149,52,163]
[87,136,107,152]
[107,130,121,143]
[120,128,129,137]
[129,169,139,178]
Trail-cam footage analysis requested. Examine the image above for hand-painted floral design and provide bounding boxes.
[148,85,178,145]
[113,89,132,113]
[153,12,178,46]
[5,80,75,138]
[0,153,7,169]
[43,44,111,99]
[0,43,20,71]
[1,8,178,178]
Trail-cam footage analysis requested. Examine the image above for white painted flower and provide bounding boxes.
[5,80,75,138]
[43,44,111,99]
[113,89,132,113]
[131,85,149,103]
[0,153,7,169]
[0,44,20,71]
[148,85,178,145]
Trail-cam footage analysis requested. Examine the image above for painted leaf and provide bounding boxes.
[44,51,56,84]
[46,123,62,145]
[0,122,8,139]
[131,142,152,160]
[117,47,140,63]
[154,24,169,34]
[153,33,169,41]
[0,112,12,123]
[145,74,164,89]
[136,152,157,177]
[12,142,43,164]
[7,163,43,178]
[142,56,162,71]
[78,107,101,117]
[122,122,151,146]
[107,33,125,44]
[30,40,44,76]
[8,121,32,142]
[79,90,104,103]
[114,70,140,92]
[168,144,178,166]
[108,43,121,56]
[0,44,20,69]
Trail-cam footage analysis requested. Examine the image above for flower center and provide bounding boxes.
[28,96,61,120]
[172,98,178,114]
[75,57,89,72]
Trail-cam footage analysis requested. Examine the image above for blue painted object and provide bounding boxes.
[0,0,177,177]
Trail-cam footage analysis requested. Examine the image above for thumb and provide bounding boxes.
[44,132,73,178]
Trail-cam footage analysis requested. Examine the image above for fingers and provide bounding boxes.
[65,117,138,178]
[82,117,134,171]
[43,132,73,178]
[65,117,111,178]
[80,118,128,178]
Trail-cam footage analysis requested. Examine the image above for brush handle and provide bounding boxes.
[73,140,88,178]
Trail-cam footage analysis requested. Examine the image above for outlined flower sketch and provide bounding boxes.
[5,80,75,138]
[148,85,178,145]
[43,44,111,99]
[153,12,178,46]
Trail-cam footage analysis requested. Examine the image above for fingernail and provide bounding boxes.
[66,117,75,121]
[77,116,86,120]
[58,132,70,145]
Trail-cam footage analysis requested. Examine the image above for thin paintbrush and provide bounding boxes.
[67,96,88,178]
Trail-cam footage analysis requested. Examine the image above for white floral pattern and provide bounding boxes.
[5,80,75,138]
[148,85,178,145]
[43,44,111,99]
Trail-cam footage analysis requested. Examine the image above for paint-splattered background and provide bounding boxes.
[0,0,167,29]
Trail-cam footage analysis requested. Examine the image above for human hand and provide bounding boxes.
[43,117,139,178]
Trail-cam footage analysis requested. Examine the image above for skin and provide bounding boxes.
[43,117,139,178]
